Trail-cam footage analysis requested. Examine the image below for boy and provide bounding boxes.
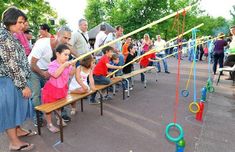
[122,44,137,91]
[90,46,122,104]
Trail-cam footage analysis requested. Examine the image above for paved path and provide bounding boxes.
[1,58,233,152]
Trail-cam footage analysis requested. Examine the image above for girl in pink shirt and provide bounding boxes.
[42,44,75,133]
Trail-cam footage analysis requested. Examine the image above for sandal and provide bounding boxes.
[9,143,34,151]
[18,129,37,137]
[47,124,59,133]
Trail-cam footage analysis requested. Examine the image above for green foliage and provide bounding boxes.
[0,0,58,37]
[85,0,230,40]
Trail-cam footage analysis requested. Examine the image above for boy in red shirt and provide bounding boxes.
[139,45,156,82]
[90,46,122,103]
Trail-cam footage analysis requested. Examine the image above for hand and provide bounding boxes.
[63,61,71,68]
[118,66,122,69]
[82,85,89,92]
[22,87,32,98]
[43,71,50,79]
[91,86,96,91]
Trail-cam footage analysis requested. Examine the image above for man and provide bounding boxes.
[105,25,125,76]
[39,23,53,38]
[28,26,72,126]
[70,18,91,58]
[154,35,170,74]
[94,24,107,49]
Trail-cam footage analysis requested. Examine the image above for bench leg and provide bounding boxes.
[36,110,41,135]
[97,91,103,116]
[122,80,125,100]
[113,84,116,95]
[54,111,64,142]
[216,73,221,85]
[81,99,83,112]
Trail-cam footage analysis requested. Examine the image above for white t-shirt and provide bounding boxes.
[154,39,166,55]
[28,38,53,70]
[94,31,107,49]
[69,67,90,91]
[105,32,122,52]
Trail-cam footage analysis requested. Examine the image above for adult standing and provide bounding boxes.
[28,26,72,125]
[154,35,170,73]
[0,7,35,151]
[213,33,228,75]
[105,25,125,75]
[122,37,132,61]
[14,21,31,56]
[141,33,152,54]
[94,24,107,49]
[70,18,91,58]
[39,23,53,38]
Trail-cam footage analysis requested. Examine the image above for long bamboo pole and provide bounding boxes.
[106,23,204,77]
[72,4,196,64]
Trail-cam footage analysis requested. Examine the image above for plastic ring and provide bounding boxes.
[208,86,215,93]
[189,102,200,113]
[165,122,184,143]
[181,90,189,97]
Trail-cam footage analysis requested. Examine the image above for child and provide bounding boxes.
[122,44,137,90]
[69,55,96,115]
[123,44,137,74]
[108,53,120,73]
[90,46,122,104]
[139,45,156,82]
[42,44,75,133]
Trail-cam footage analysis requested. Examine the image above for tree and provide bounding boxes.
[0,0,58,38]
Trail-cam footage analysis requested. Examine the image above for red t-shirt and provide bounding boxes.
[139,52,155,67]
[93,55,110,76]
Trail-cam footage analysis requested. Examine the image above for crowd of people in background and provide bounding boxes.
[1,6,235,151]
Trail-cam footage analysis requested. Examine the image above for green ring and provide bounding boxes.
[165,123,184,143]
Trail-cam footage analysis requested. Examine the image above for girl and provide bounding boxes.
[42,44,75,133]
[69,55,96,114]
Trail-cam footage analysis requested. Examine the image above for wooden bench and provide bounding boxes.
[117,66,156,99]
[35,77,122,142]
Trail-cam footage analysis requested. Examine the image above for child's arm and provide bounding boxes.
[75,67,89,92]
[50,61,71,78]
[69,64,76,76]
[106,63,122,69]
[89,70,96,91]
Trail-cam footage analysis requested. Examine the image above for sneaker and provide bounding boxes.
[70,108,77,116]
[104,94,112,100]
[56,119,67,127]
[165,71,170,74]
[129,87,133,91]
[125,89,128,92]
[47,124,59,133]
[157,71,161,73]
[61,115,71,122]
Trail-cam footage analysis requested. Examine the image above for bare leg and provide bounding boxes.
[6,128,28,149]
[45,112,52,125]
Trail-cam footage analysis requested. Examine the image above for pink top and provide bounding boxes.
[48,60,73,88]
[14,32,31,56]
[204,47,208,54]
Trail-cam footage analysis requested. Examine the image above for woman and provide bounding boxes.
[0,7,35,151]
[213,33,228,75]
[141,33,152,54]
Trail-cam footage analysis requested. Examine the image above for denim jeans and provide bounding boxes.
[90,75,111,102]
[155,54,168,72]
[30,71,47,120]
[188,48,194,61]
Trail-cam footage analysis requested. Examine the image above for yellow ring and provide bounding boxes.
[189,102,200,113]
